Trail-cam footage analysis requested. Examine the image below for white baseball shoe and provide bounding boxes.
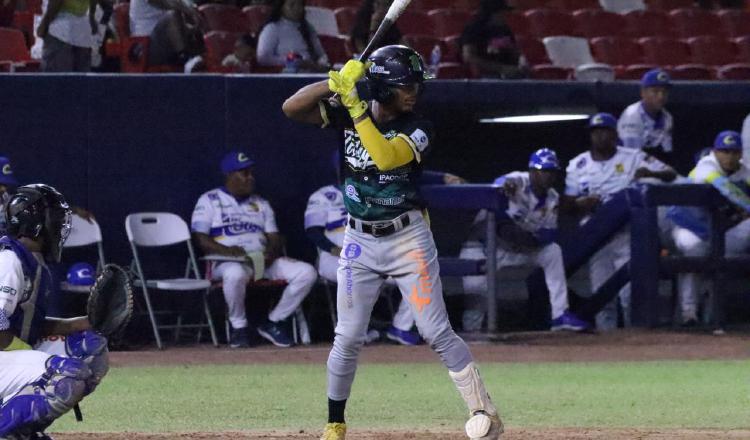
[465,410,503,440]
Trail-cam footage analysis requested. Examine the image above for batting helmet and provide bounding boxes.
[366,45,429,104]
[5,184,72,263]
[528,148,560,170]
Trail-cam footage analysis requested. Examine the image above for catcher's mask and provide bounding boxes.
[5,184,72,263]
[366,45,430,104]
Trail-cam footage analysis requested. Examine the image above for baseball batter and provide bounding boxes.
[460,148,590,332]
[191,152,317,348]
[283,45,503,440]
[0,184,109,439]
[564,113,676,330]
[668,130,750,325]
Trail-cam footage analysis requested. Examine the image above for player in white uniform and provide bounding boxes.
[564,113,676,330]
[460,148,590,332]
[0,184,109,439]
[668,131,750,325]
[191,151,317,349]
[617,68,674,163]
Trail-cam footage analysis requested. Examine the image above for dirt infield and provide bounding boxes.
[53,428,750,439]
[108,329,750,367]
[55,330,750,439]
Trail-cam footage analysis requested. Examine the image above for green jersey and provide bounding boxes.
[322,101,435,221]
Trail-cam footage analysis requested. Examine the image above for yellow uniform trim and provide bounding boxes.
[4,336,32,351]
[354,117,414,171]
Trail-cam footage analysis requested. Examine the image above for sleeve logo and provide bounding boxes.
[409,129,429,152]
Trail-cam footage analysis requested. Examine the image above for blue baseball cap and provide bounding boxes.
[220,151,255,175]
[713,130,742,151]
[67,262,96,286]
[641,68,671,88]
[528,148,560,170]
[589,112,617,130]
[0,157,19,186]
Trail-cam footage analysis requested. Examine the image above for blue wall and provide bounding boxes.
[2,74,749,266]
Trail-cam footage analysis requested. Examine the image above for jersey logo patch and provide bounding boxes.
[615,163,624,173]
[344,243,361,259]
[345,184,361,202]
[409,128,429,153]
[0,285,17,296]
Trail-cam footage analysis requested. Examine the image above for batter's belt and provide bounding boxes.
[348,211,412,237]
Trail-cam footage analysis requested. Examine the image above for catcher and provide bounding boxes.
[0,184,132,439]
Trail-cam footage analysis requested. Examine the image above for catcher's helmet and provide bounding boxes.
[5,184,72,263]
[528,148,560,170]
[366,45,429,104]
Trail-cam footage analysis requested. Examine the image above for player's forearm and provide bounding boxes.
[193,233,237,256]
[305,227,338,253]
[353,117,414,170]
[649,169,677,182]
[282,80,330,124]
[41,0,64,25]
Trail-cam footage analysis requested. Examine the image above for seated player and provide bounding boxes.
[0,184,109,439]
[460,148,590,332]
[191,151,317,349]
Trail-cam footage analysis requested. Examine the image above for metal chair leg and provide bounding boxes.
[203,290,219,347]
[140,285,163,350]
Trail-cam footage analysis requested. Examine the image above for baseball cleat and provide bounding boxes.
[257,321,293,348]
[320,422,346,440]
[385,326,421,346]
[550,310,590,332]
[465,411,503,440]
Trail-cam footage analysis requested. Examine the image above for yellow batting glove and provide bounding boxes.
[328,68,368,119]
[339,59,370,84]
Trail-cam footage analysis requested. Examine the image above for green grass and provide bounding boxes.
[52,360,750,432]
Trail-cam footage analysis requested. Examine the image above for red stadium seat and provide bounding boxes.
[546,0,600,9]
[515,35,549,65]
[572,9,626,38]
[12,10,34,47]
[504,11,529,37]
[716,9,750,38]
[733,36,750,63]
[638,36,690,66]
[590,36,642,66]
[716,63,750,80]
[0,61,11,72]
[617,63,659,79]
[524,9,577,38]
[435,62,469,78]
[24,0,42,14]
[441,35,462,63]
[510,0,550,9]
[402,34,441,61]
[203,30,240,72]
[645,0,695,10]
[452,0,481,11]
[412,0,454,11]
[396,10,432,37]
[243,5,271,36]
[113,2,130,39]
[669,63,715,80]
[624,10,673,37]
[668,8,723,38]
[530,64,571,79]
[199,4,249,34]
[0,27,33,62]
[334,7,356,35]
[428,9,472,38]
[686,36,736,66]
[318,34,351,65]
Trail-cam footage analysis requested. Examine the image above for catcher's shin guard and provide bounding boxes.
[0,357,91,437]
[449,362,503,440]
[320,423,346,440]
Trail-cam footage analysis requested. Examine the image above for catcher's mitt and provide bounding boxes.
[87,264,134,338]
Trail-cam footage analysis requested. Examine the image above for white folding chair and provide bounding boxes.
[125,212,218,349]
[599,0,645,14]
[305,6,339,36]
[543,36,613,81]
[60,214,106,293]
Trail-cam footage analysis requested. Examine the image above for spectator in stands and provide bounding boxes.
[459,148,590,333]
[617,68,674,164]
[222,33,257,73]
[350,0,402,56]
[668,131,750,326]
[36,0,104,71]
[129,0,205,67]
[256,0,329,73]
[563,113,676,331]
[459,0,526,79]
[191,151,317,349]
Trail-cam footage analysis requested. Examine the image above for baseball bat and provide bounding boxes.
[358,0,412,61]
